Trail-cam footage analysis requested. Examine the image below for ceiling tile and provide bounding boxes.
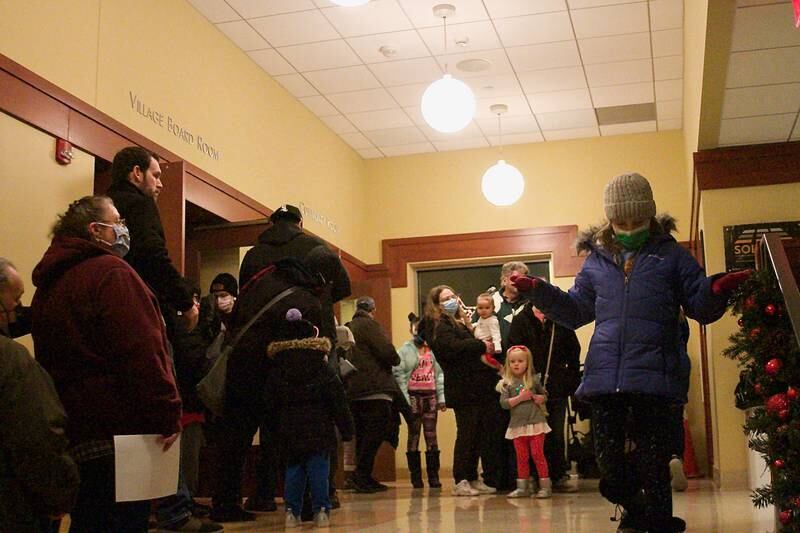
[363,126,427,146]
[654,55,682,80]
[304,66,381,93]
[216,20,271,50]
[650,0,683,31]
[420,121,484,140]
[657,99,682,120]
[432,137,490,151]
[591,82,654,107]
[466,74,525,98]
[380,142,437,156]
[387,83,429,107]
[398,0,489,28]
[518,67,586,93]
[250,11,339,46]
[327,87,397,113]
[528,89,593,113]
[370,57,443,86]
[571,3,649,39]
[536,108,598,130]
[506,40,582,71]
[543,126,600,141]
[484,0,567,18]
[721,84,800,118]
[658,118,682,130]
[439,48,513,79]
[340,132,374,149]
[247,49,295,76]
[274,74,319,97]
[718,114,796,145]
[652,29,683,57]
[494,12,574,47]
[404,106,428,126]
[357,147,384,158]
[226,0,315,18]
[731,3,800,52]
[477,114,541,135]
[727,48,800,87]
[347,108,414,130]
[655,79,682,100]
[299,95,339,116]
[278,40,361,72]
[319,114,358,134]
[578,32,651,64]
[418,20,502,56]
[600,121,657,135]
[487,132,544,146]
[188,0,240,23]
[322,0,413,37]
[347,31,429,64]
[585,59,653,88]
[567,0,640,8]
[474,94,531,118]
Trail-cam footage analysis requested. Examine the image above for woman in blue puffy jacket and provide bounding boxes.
[511,173,748,533]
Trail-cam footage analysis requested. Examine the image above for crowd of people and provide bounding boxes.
[0,152,751,533]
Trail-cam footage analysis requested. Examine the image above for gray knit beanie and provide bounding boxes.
[603,172,656,221]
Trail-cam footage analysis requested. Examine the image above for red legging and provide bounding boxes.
[513,434,549,479]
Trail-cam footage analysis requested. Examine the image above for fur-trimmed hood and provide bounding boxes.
[267,336,331,358]
[575,213,678,255]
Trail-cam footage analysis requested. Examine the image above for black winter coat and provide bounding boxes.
[239,222,351,344]
[345,310,400,400]
[507,303,582,399]
[424,316,498,409]
[264,337,354,464]
[172,326,212,414]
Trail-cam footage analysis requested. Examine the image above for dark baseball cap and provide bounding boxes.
[270,204,302,222]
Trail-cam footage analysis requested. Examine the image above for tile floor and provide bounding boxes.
[200,479,774,532]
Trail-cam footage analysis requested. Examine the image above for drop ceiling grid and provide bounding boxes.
[189,0,685,157]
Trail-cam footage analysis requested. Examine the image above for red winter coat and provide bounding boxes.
[31,236,181,444]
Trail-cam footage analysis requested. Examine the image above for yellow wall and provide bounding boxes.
[683,0,708,194]
[0,0,369,259]
[700,183,800,489]
[0,113,95,353]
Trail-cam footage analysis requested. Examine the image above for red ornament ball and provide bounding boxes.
[745,296,758,310]
[780,409,790,421]
[765,358,784,376]
[737,318,744,328]
[767,393,790,415]
[754,382,763,395]
[788,387,798,401]
[775,459,786,469]
[764,304,777,316]
[780,509,793,525]
[749,327,762,340]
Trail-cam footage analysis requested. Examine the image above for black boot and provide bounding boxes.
[407,451,423,488]
[425,450,442,489]
[600,479,647,533]
[648,516,686,533]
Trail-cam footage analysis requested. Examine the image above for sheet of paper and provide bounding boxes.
[114,434,180,502]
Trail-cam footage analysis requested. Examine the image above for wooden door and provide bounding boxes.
[159,160,186,274]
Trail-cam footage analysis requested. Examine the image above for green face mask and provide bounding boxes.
[614,225,650,250]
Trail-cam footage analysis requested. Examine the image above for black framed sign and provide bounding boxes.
[723,221,800,271]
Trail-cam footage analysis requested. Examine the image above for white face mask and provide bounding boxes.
[216,294,235,313]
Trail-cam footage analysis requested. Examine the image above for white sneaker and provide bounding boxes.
[469,479,497,494]
[313,508,330,528]
[670,456,688,492]
[452,479,481,496]
[285,511,300,528]
[553,474,579,493]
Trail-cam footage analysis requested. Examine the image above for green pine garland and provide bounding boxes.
[723,269,800,532]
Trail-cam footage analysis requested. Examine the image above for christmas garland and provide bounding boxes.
[723,269,800,531]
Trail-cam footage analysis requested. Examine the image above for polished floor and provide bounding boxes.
[194,479,774,532]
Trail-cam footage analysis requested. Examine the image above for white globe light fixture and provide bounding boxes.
[421,4,476,133]
[329,0,370,6]
[481,104,525,206]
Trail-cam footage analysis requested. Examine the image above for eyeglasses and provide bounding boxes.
[95,219,127,229]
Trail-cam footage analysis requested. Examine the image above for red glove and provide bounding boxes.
[711,270,752,295]
[510,274,540,292]
[482,353,502,370]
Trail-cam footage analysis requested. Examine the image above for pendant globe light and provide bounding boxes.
[330,0,370,6]
[481,104,525,206]
[421,4,476,133]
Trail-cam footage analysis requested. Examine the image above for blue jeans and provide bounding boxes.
[285,452,330,516]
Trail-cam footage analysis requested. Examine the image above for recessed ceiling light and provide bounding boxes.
[456,58,491,73]
[379,45,397,58]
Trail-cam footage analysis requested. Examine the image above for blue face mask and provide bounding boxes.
[97,222,131,258]
[442,298,459,315]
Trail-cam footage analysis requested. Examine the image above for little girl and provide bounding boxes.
[497,345,551,498]
[474,292,502,371]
